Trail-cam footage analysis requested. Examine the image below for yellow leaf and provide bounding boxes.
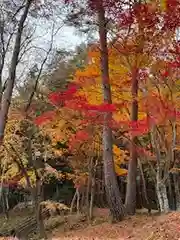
[115,164,128,176]
[160,0,167,11]
[138,111,147,120]
[113,145,121,155]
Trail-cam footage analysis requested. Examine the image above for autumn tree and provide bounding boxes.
[0,108,66,238]
[60,0,129,221]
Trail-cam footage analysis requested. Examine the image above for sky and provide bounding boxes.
[15,17,86,83]
[53,26,85,50]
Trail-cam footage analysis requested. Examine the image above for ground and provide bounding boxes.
[49,209,180,240]
[1,208,180,239]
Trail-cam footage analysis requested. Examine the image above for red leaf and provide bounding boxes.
[34,111,56,125]
[128,118,150,137]
[69,130,90,151]
[48,83,78,106]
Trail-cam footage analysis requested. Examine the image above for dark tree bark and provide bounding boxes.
[125,68,139,215]
[138,159,151,212]
[97,1,124,221]
[35,178,47,239]
[173,173,180,210]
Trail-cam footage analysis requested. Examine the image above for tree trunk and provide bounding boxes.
[86,157,93,214]
[2,191,9,220]
[80,187,86,210]
[35,179,47,239]
[136,176,143,209]
[89,158,98,220]
[70,190,77,214]
[156,181,169,213]
[167,176,175,210]
[76,189,80,214]
[89,177,95,220]
[173,173,180,210]
[138,159,151,212]
[97,1,124,221]
[125,67,139,215]
[150,126,169,213]
[0,0,32,144]
[4,191,9,219]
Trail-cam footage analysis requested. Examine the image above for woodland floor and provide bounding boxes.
[1,208,180,239]
[49,208,180,240]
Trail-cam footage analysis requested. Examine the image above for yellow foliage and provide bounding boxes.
[41,200,70,214]
[19,170,36,187]
[115,164,128,176]
[160,0,167,11]
[113,145,128,176]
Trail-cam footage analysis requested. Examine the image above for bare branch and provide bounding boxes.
[0,0,33,144]
[25,22,65,113]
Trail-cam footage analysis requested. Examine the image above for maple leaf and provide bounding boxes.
[69,129,90,151]
[128,119,150,137]
[34,111,56,125]
[48,83,78,106]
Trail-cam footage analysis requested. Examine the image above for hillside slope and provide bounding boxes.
[50,211,180,240]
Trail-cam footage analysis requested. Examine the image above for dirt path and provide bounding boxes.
[50,211,180,240]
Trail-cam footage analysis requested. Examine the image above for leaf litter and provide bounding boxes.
[50,209,180,240]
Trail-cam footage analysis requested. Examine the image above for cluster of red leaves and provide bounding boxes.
[164,0,180,30]
[118,2,159,29]
[128,119,150,137]
[66,98,117,113]
[69,130,90,151]
[142,93,178,121]
[48,83,78,106]
[79,116,153,138]
[118,11,134,27]
[134,3,159,27]
[33,85,80,127]
[118,0,180,31]
[34,110,56,125]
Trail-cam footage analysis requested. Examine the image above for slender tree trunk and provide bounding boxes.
[70,190,77,214]
[156,180,169,213]
[80,187,86,211]
[125,68,139,215]
[89,177,95,220]
[150,127,169,213]
[136,176,143,209]
[35,179,47,239]
[173,174,180,210]
[156,165,169,213]
[97,1,124,221]
[2,191,9,220]
[167,176,175,210]
[99,165,105,207]
[138,159,151,212]
[5,190,9,219]
[86,157,93,214]
[76,189,80,214]
[89,158,98,220]
[0,0,32,144]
